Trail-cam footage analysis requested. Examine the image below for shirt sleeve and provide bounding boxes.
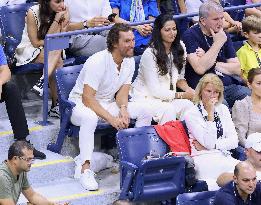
[125,58,135,85]
[82,56,105,91]
[109,0,120,9]
[215,104,238,150]
[22,173,30,190]
[214,191,236,205]
[0,45,7,66]
[147,0,159,17]
[184,106,218,149]
[177,41,187,80]
[232,99,249,147]
[0,175,13,200]
[182,28,200,54]
[224,34,236,59]
[140,48,176,100]
[102,0,113,17]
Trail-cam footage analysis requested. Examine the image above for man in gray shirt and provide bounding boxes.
[0,141,65,205]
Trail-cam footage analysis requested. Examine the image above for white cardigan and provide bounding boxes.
[131,43,187,101]
[184,102,238,156]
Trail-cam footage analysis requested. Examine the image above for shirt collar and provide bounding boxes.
[3,160,19,183]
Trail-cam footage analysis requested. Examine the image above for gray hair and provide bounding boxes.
[199,0,223,19]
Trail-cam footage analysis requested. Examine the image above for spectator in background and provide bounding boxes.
[217,132,261,187]
[232,68,261,146]
[182,0,250,108]
[131,14,194,124]
[15,0,70,118]
[65,0,122,57]
[184,74,239,190]
[69,24,152,190]
[245,0,261,18]
[237,15,261,82]
[0,45,46,160]
[110,0,159,55]
[214,161,261,205]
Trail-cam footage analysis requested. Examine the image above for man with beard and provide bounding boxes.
[68,24,152,191]
[0,141,63,205]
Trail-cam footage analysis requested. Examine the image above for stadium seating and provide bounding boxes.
[0,3,43,74]
[176,191,216,205]
[116,126,186,202]
[117,126,208,203]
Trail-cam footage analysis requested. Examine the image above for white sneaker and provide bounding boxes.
[80,169,98,191]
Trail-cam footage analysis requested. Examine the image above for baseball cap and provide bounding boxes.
[245,133,261,152]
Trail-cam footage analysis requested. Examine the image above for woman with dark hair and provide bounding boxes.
[232,68,261,146]
[131,14,194,124]
[15,0,69,117]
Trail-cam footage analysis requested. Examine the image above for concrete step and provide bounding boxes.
[18,168,121,205]
[28,150,75,186]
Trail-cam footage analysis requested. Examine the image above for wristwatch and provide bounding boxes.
[83,20,88,29]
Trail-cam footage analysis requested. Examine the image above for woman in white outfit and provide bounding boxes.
[184,73,239,190]
[15,0,69,117]
[131,14,194,124]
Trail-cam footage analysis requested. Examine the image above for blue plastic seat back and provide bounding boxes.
[117,126,169,167]
[55,64,83,121]
[176,191,216,205]
[55,64,83,101]
[0,3,32,60]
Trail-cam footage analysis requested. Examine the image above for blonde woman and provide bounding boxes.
[184,73,239,190]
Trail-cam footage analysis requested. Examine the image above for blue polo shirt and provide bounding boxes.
[0,45,7,66]
[182,24,236,89]
[110,0,159,48]
[214,181,261,205]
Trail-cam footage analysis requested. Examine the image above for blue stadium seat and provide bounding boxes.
[0,3,43,74]
[116,126,186,202]
[176,191,216,205]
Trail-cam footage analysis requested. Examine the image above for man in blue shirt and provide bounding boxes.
[214,161,261,205]
[182,0,250,107]
[0,45,45,159]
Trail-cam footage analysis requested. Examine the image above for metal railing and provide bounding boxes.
[41,2,261,125]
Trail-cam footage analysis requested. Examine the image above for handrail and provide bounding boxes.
[41,2,261,125]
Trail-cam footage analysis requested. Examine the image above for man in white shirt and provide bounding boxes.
[69,24,152,190]
[217,133,261,187]
[65,0,119,57]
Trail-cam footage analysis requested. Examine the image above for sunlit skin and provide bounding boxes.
[160,20,177,52]
[17,148,34,173]
[49,0,65,13]
[245,30,261,49]
[200,11,224,34]
[113,31,135,60]
[246,148,261,171]
[234,164,257,201]
[201,83,220,114]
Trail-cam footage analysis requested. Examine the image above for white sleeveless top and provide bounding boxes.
[15,4,42,66]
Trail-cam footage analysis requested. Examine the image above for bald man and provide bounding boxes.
[214,161,261,205]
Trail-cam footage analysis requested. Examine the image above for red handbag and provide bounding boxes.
[154,120,191,155]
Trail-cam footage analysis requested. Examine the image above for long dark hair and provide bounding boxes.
[150,14,185,75]
[38,0,56,40]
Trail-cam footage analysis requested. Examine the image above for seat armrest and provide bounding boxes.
[121,161,138,172]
